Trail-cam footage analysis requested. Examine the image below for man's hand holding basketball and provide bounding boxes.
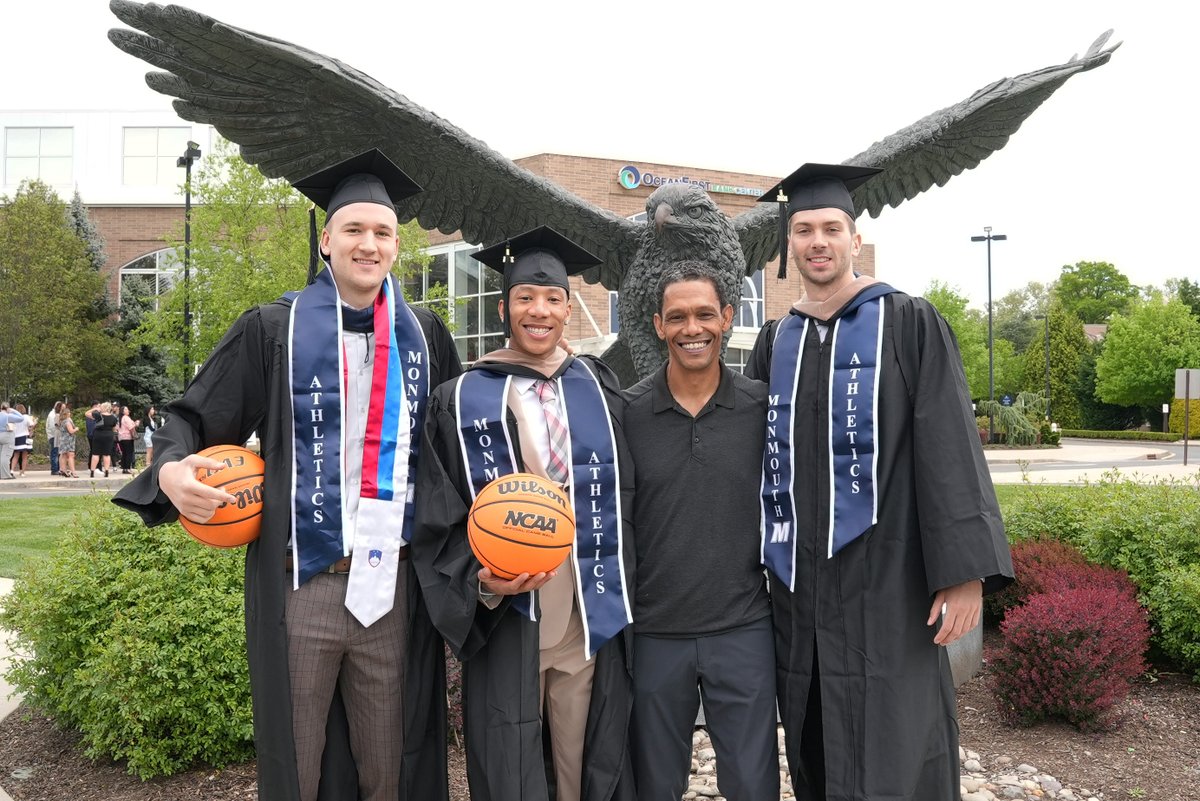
[478,567,557,596]
[159,454,238,523]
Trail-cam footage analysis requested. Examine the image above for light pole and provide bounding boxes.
[971,227,1006,443]
[177,140,202,385]
[1035,313,1050,420]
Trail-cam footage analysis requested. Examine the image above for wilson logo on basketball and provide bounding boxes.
[495,479,568,510]
[503,511,558,533]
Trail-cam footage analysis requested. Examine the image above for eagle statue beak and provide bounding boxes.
[654,202,675,234]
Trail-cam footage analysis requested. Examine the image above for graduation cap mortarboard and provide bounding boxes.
[472,226,602,337]
[293,150,423,284]
[756,163,882,279]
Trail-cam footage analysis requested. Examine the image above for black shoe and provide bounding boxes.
[104,469,110,477]
[90,469,95,478]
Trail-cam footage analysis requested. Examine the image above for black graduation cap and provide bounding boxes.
[756,163,882,279]
[293,150,423,284]
[472,226,601,337]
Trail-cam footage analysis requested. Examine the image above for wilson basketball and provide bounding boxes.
[179,444,265,548]
[468,473,575,580]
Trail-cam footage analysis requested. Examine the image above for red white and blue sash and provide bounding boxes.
[287,269,429,599]
[761,286,893,589]
[455,359,632,656]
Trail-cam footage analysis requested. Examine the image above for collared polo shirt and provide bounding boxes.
[623,363,771,636]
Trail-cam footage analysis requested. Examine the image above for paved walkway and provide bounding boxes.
[984,437,1200,484]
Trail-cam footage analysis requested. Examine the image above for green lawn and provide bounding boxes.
[0,496,88,578]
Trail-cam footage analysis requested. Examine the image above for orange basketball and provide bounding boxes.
[468,472,575,580]
[180,444,265,548]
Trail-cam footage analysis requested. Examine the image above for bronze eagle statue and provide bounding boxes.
[107,1,1118,384]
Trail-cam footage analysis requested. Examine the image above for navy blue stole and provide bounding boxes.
[760,285,894,589]
[287,269,430,587]
[456,359,632,656]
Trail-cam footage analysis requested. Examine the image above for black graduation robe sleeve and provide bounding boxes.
[113,305,272,524]
[744,320,777,382]
[893,296,1013,596]
[410,383,512,661]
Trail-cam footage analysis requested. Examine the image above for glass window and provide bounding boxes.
[418,241,502,364]
[609,291,620,334]
[5,127,73,185]
[122,127,192,187]
[735,270,765,329]
[118,248,182,310]
[726,347,751,375]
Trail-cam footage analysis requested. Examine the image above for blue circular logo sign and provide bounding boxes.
[618,165,641,190]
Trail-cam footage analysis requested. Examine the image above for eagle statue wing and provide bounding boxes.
[733,30,1120,277]
[107,0,640,289]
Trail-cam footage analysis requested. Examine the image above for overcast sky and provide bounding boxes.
[8,0,1195,307]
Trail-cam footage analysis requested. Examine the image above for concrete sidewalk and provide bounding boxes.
[0,467,133,493]
[984,437,1200,484]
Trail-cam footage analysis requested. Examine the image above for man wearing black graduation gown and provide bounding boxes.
[746,164,1013,801]
[411,226,635,801]
[114,151,460,801]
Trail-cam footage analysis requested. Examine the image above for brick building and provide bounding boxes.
[2,111,875,368]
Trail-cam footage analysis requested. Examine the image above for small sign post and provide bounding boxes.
[1176,369,1199,466]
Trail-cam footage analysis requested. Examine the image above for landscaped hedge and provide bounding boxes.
[1058,429,1181,442]
[0,495,254,778]
[1168,399,1200,437]
[995,477,1200,679]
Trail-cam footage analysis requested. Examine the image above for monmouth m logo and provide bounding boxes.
[617,165,641,190]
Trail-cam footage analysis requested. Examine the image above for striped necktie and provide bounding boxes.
[536,379,571,485]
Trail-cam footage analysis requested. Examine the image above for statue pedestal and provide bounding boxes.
[948,622,983,688]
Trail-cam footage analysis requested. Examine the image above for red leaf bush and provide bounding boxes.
[992,565,1149,730]
[984,539,1090,621]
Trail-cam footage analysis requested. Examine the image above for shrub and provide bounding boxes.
[997,476,1200,675]
[0,495,254,778]
[1146,564,1200,681]
[1168,399,1200,437]
[984,539,1089,621]
[992,579,1150,730]
[1058,429,1180,442]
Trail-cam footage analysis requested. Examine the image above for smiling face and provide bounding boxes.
[654,278,733,377]
[500,283,572,358]
[787,207,862,300]
[320,201,400,308]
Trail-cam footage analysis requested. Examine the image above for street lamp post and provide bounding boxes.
[971,227,1006,444]
[176,140,202,385]
[1035,313,1051,420]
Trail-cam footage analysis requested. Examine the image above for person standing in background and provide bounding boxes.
[57,404,79,478]
[48,401,63,476]
[0,402,21,480]
[90,402,117,478]
[143,405,163,466]
[9,404,36,477]
[117,405,139,474]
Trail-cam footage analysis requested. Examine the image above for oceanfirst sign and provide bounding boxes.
[617,165,763,197]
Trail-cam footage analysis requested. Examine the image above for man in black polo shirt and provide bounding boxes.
[623,260,777,801]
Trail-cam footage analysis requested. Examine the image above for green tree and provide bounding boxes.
[1095,298,1200,408]
[1076,343,1140,430]
[0,181,125,405]
[992,281,1052,354]
[1022,302,1088,428]
[1167,277,1200,320]
[923,281,1022,400]
[140,139,434,386]
[1053,261,1138,324]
